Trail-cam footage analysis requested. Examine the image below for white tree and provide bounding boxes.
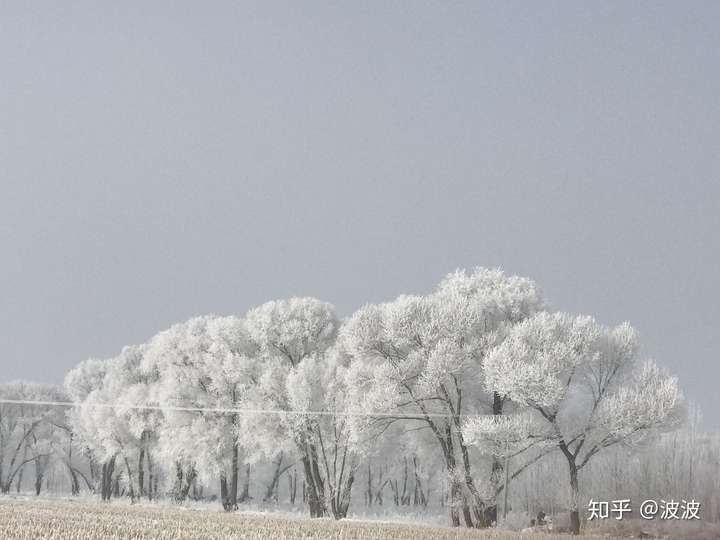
[64,359,108,403]
[244,297,339,518]
[24,384,69,496]
[69,347,154,502]
[476,312,684,534]
[342,267,544,527]
[65,358,113,496]
[142,314,259,508]
[104,344,162,501]
[359,416,442,510]
[0,382,65,494]
[284,345,362,518]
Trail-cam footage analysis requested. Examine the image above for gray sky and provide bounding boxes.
[1,2,718,426]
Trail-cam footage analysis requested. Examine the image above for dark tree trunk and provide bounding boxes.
[101,456,117,501]
[174,462,196,502]
[123,456,137,503]
[336,470,355,519]
[34,472,43,496]
[389,478,399,506]
[138,447,145,498]
[288,468,297,505]
[174,462,184,502]
[228,443,239,508]
[65,463,80,496]
[302,453,325,517]
[239,463,251,503]
[449,475,462,527]
[443,425,461,527]
[180,468,196,501]
[101,463,107,500]
[264,452,285,503]
[146,449,154,501]
[15,449,26,494]
[401,457,410,505]
[220,477,228,503]
[366,461,372,507]
[412,457,427,507]
[568,460,581,535]
[375,468,386,506]
[481,391,506,526]
[15,470,23,493]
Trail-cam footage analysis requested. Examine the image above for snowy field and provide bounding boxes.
[0,497,621,540]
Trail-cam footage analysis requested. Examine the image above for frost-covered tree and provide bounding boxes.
[69,347,154,502]
[360,419,441,510]
[284,345,362,518]
[64,359,109,404]
[142,315,258,508]
[342,268,544,527]
[474,312,684,534]
[24,384,69,496]
[104,344,162,500]
[0,382,66,494]
[64,358,113,495]
[244,297,339,518]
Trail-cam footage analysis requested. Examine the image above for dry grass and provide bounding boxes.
[0,498,628,540]
[586,517,720,540]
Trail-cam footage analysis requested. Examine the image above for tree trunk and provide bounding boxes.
[401,457,409,505]
[302,454,324,517]
[448,475,462,527]
[174,462,184,502]
[443,443,461,525]
[366,461,372,507]
[483,391,505,526]
[288,468,297,505]
[100,463,107,500]
[146,448,154,500]
[173,462,196,502]
[65,462,80,496]
[375,469,386,506]
[220,476,228,505]
[34,471,43,496]
[457,394,502,528]
[123,456,137,503]
[228,443,239,508]
[101,456,117,501]
[15,468,24,493]
[412,457,427,507]
[568,460,581,535]
[441,422,464,527]
[138,447,145,498]
[15,446,27,494]
[264,452,284,502]
[389,478,399,506]
[239,463,251,503]
[89,458,99,492]
[180,467,196,501]
[336,469,355,519]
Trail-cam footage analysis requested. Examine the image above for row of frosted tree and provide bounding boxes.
[0,268,686,534]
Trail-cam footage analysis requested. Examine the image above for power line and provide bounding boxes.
[0,398,493,420]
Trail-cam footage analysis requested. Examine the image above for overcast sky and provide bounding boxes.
[1,2,718,426]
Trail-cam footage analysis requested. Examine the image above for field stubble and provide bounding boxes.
[0,497,624,540]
